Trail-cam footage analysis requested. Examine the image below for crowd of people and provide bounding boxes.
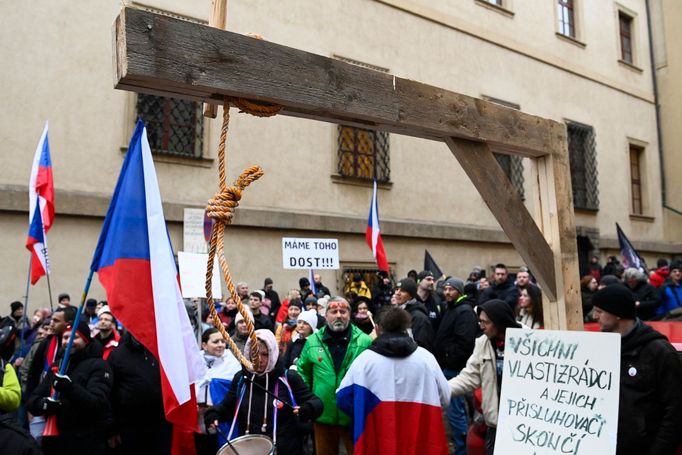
[0,259,680,455]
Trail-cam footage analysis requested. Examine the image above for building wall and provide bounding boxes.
[653,0,682,242]
[1,0,680,307]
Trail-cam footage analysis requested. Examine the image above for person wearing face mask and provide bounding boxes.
[297,297,372,455]
[204,329,323,455]
[276,300,303,355]
[195,328,242,455]
[282,310,319,370]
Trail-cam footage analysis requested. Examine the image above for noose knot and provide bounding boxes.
[206,166,264,224]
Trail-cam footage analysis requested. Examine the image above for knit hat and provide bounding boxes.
[600,275,621,287]
[66,320,92,344]
[395,277,418,298]
[478,299,521,331]
[592,285,636,319]
[289,298,304,310]
[86,298,97,307]
[417,270,434,282]
[299,277,310,288]
[10,301,23,313]
[297,309,319,333]
[304,296,318,307]
[235,309,254,324]
[670,260,681,272]
[97,305,113,318]
[442,277,464,294]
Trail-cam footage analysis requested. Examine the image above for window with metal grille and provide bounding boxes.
[337,126,390,182]
[567,122,599,210]
[341,266,393,297]
[629,145,644,215]
[493,154,525,200]
[619,12,634,64]
[557,0,576,38]
[136,94,205,159]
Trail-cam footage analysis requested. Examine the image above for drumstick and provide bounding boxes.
[242,376,296,410]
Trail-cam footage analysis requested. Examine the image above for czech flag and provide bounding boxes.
[365,180,389,272]
[90,120,206,455]
[336,347,451,455]
[25,123,55,284]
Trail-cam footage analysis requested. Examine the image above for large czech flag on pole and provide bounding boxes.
[26,122,55,284]
[90,120,205,455]
[365,179,389,272]
[336,347,451,455]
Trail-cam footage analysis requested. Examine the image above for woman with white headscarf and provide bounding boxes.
[204,329,323,454]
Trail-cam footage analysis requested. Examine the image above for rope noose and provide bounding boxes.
[204,99,279,370]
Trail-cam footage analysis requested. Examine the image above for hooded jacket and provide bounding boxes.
[205,330,323,455]
[433,294,478,371]
[616,321,682,454]
[629,281,660,321]
[337,332,451,455]
[448,300,522,428]
[403,299,435,352]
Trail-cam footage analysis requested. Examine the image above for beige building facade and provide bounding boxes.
[1,0,680,308]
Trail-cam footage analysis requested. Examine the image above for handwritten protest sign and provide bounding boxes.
[178,251,221,299]
[183,208,207,254]
[495,328,620,455]
[282,237,339,269]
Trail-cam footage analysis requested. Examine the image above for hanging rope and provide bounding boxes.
[204,99,279,370]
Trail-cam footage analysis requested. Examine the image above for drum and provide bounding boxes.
[216,434,275,455]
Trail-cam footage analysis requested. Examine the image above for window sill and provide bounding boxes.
[574,207,599,215]
[629,213,655,222]
[331,174,393,189]
[618,59,643,74]
[119,147,214,168]
[555,32,586,48]
[474,0,514,17]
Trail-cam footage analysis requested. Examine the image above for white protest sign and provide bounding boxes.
[183,208,207,254]
[495,328,620,455]
[282,237,339,269]
[178,251,222,299]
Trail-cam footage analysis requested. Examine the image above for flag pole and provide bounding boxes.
[43,269,94,437]
[42,226,54,311]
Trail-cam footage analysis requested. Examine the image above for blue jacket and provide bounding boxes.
[657,282,682,317]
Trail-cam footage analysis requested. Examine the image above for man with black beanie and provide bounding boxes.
[448,299,523,455]
[392,277,435,352]
[592,285,682,454]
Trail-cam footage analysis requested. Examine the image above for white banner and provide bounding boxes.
[282,237,339,269]
[495,328,620,455]
[178,251,222,299]
[183,208,207,254]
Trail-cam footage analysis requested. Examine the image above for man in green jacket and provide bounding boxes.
[297,296,372,455]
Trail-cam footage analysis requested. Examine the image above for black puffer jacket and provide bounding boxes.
[404,299,435,352]
[205,364,323,455]
[27,341,112,455]
[617,321,682,454]
[0,414,42,455]
[106,332,166,429]
[478,278,519,309]
[433,294,478,371]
